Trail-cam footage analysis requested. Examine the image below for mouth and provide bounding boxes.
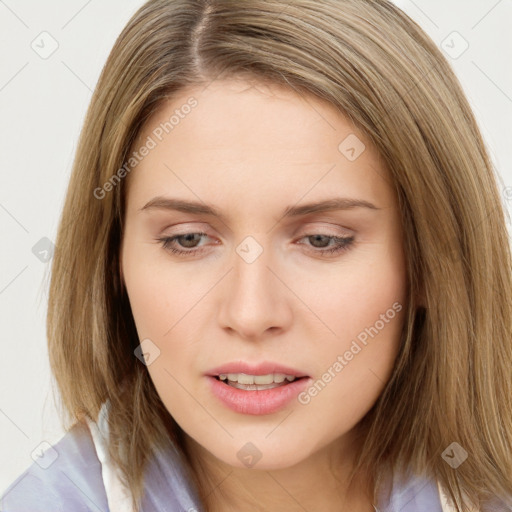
[212,373,309,391]
[207,372,312,415]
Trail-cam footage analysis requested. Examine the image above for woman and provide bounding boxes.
[2,1,511,511]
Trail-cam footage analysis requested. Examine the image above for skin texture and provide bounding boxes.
[120,78,408,512]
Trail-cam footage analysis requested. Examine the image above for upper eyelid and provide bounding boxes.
[163,222,353,237]
[164,231,353,246]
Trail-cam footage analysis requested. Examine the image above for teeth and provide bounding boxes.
[218,373,297,384]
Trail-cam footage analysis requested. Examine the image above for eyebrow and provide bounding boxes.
[139,196,380,221]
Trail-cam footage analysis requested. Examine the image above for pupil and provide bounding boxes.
[310,235,329,248]
[180,234,200,248]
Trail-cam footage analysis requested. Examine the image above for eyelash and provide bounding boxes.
[156,232,355,257]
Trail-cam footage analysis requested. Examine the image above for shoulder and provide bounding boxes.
[376,471,445,512]
[0,421,109,512]
[384,472,512,512]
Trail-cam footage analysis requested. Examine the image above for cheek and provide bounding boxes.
[291,248,407,410]
[122,245,211,379]
[122,252,206,411]
[122,242,198,338]
[293,246,406,340]
[309,329,401,424]
[124,269,170,337]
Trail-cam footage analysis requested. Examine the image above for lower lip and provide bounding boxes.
[206,376,312,415]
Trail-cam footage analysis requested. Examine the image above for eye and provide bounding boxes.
[297,234,354,256]
[157,232,354,257]
[156,232,211,256]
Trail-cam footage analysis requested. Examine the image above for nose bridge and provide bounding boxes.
[234,235,272,292]
[233,234,276,305]
[218,235,291,337]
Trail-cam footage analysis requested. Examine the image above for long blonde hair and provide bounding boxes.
[47,1,512,510]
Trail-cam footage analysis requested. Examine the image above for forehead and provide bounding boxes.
[125,78,394,211]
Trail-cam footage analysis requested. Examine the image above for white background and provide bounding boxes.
[1,0,511,493]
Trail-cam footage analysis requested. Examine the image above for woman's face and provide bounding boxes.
[120,78,408,472]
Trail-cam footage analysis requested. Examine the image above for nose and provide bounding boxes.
[217,240,293,340]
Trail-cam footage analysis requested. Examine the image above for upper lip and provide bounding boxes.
[206,361,309,378]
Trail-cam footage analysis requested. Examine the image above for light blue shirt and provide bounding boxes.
[0,417,485,512]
